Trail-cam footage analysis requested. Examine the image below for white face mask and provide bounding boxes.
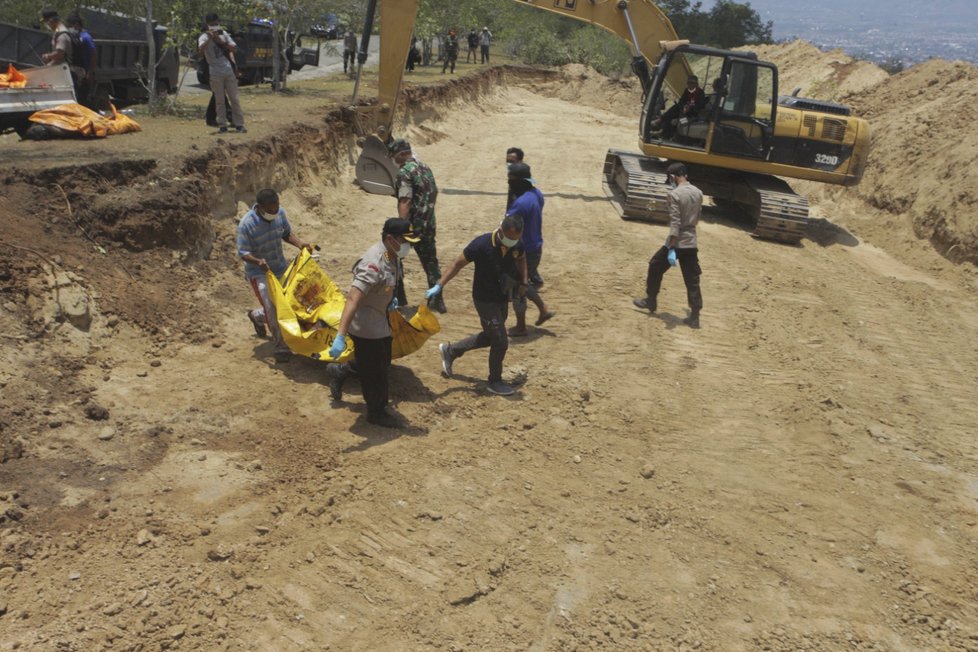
[396,242,412,258]
[258,206,281,222]
[498,229,520,248]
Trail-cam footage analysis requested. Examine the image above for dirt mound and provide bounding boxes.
[851,59,978,262]
[755,42,978,264]
[751,40,888,101]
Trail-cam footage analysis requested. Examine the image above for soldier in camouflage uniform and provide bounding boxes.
[389,138,447,313]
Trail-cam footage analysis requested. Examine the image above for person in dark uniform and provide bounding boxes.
[441,30,459,74]
[633,162,704,328]
[327,218,420,428]
[343,31,357,75]
[466,29,479,63]
[427,214,528,396]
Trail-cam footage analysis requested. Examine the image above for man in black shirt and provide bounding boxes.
[426,215,528,396]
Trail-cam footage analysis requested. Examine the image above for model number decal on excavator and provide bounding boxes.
[814,153,839,166]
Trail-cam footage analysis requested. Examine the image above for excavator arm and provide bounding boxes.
[353,0,686,195]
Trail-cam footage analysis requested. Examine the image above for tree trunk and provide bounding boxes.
[272,27,281,91]
[144,0,157,98]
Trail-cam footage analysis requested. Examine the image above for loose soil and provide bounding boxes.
[1,50,978,652]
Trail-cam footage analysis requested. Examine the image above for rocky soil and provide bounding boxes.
[1,52,978,651]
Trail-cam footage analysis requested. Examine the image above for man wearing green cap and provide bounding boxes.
[389,139,445,313]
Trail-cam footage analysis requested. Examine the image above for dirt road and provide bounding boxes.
[2,65,978,651]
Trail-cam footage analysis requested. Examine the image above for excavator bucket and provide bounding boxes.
[355,134,400,196]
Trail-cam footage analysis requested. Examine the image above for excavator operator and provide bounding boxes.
[652,75,706,138]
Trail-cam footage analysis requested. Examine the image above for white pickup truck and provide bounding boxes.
[0,63,76,135]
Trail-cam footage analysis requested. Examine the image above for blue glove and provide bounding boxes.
[390,297,399,310]
[425,283,443,299]
[328,333,347,359]
[667,248,678,267]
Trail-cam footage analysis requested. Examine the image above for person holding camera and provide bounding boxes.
[197,12,246,133]
[427,214,528,397]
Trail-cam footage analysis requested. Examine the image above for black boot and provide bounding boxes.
[326,364,348,401]
[683,311,700,329]
[367,408,403,429]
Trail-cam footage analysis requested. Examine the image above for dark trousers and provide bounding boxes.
[526,250,543,286]
[448,300,508,382]
[349,334,392,417]
[442,52,457,73]
[466,46,477,63]
[343,49,355,73]
[481,45,490,63]
[645,246,703,313]
[413,230,441,288]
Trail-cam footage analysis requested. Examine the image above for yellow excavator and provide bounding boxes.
[350,0,870,244]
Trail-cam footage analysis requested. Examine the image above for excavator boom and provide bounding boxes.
[353,0,686,196]
[352,0,870,245]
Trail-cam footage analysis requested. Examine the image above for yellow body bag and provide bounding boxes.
[267,249,440,362]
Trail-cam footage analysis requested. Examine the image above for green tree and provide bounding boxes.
[703,0,772,48]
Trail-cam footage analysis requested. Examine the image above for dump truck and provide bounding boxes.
[0,15,179,107]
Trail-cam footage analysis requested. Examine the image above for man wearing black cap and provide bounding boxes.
[197,12,246,133]
[633,163,704,328]
[40,10,74,68]
[652,75,705,138]
[326,218,420,428]
[389,138,444,313]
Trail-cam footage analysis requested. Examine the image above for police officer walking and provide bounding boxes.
[633,162,704,328]
[327,219,420,428]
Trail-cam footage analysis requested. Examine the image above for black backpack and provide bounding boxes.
[57,28,86,68]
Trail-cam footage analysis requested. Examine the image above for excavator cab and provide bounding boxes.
[642,45,778,160]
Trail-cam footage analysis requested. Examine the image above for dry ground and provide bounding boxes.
[1,56,978,652]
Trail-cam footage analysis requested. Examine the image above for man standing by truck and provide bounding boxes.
[39,10,81,79]
[65,13,96,108]
[198,12,246,133]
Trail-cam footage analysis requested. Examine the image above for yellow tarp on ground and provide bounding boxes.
[0,64,27,88]
[267,248,440,363]
[28,102,141,137]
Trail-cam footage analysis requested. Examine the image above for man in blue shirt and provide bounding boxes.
[506,163,554,336]
[426,215,527,396]
[66,14,96,108]
[236,188,314,362]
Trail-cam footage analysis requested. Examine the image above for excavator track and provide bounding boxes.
[603,150,811,245]
[603,149,671,223]
[745,178,810,245]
